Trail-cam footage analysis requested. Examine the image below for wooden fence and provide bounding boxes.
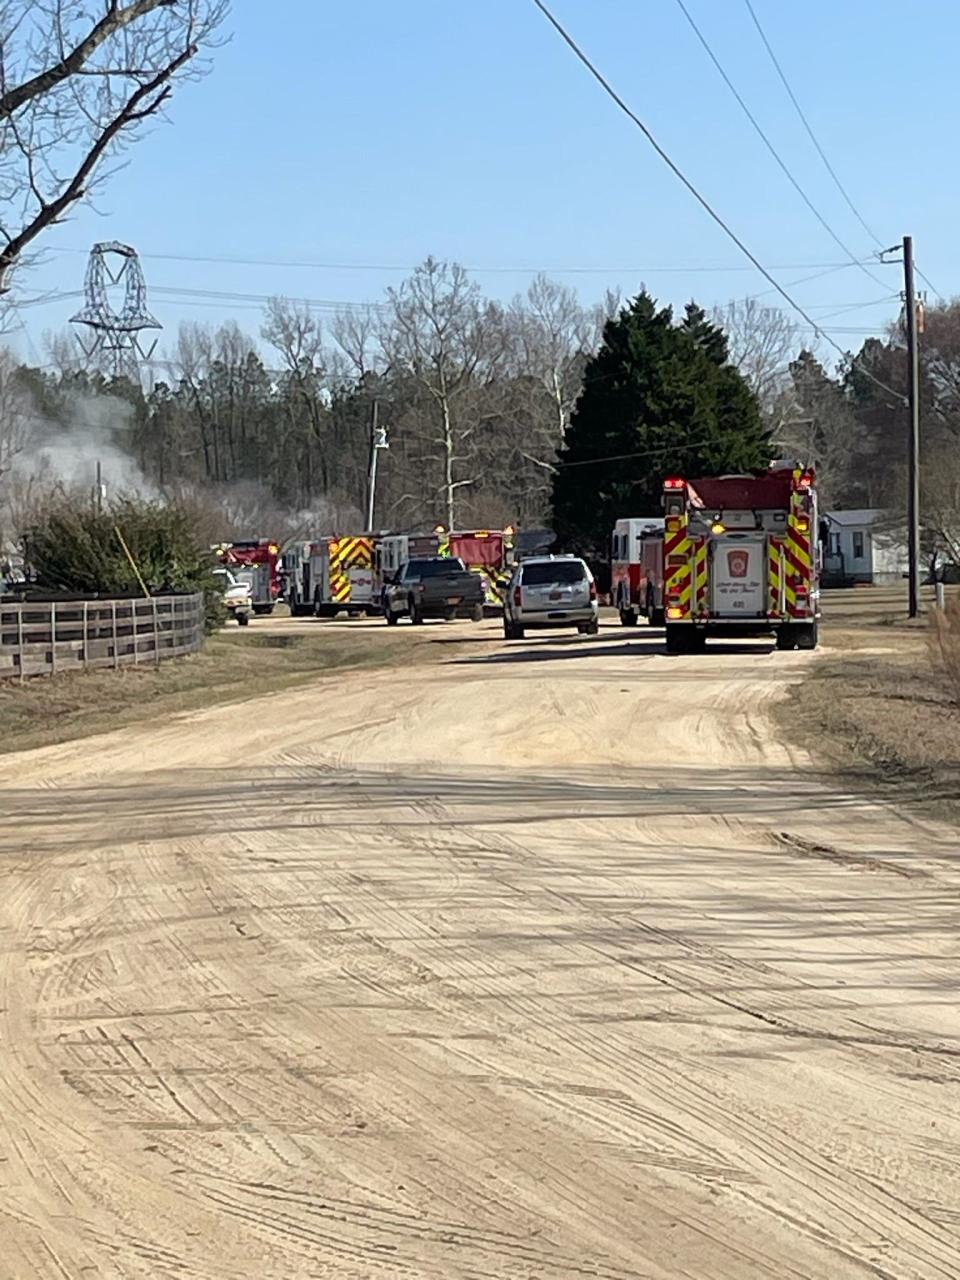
[0,593,206,682]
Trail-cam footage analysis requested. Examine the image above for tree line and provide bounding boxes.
[2,258,958,572]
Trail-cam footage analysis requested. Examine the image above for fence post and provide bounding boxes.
[16,603,24,683]
[111,600,118,669]
[50,601,56,675]
[82,601,89,670]
[936,581,947,611]
[152,597,160,665]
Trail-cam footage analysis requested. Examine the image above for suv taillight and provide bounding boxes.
[589,580,597,601]
[513,586,522,607]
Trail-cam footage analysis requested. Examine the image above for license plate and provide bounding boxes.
[549,591,562,600]
[447,596,461,604]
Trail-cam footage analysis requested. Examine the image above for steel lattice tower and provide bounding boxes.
[71,242,161,382]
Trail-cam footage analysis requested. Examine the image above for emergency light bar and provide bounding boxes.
[663,477,685,490]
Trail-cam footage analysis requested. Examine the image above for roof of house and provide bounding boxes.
[825,509,886,527]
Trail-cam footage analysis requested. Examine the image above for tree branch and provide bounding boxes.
[0,41,195,291]
[0,0,177,120]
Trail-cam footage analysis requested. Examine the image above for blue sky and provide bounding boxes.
[10,0,956,366]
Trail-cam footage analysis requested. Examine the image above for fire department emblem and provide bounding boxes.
[727,549,749,579]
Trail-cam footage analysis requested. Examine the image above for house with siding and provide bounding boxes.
[822,509,907,585]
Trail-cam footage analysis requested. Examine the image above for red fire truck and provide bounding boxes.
[438,527,516,608]
[214,540,280,615]
[611,517,665,626]
[660,466,820,653]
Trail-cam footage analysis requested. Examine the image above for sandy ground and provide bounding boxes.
[1,618,959,1279]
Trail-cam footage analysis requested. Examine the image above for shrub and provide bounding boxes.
[21,491,224,631]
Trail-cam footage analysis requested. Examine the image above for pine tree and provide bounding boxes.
[551,291,769,556]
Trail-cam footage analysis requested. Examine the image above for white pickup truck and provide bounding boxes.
[213,567,253,627]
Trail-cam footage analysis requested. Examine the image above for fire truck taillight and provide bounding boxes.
[268,543,279,555]
[797,471,814,489]
[666,606,684,619]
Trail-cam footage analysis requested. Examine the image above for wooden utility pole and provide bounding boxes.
[903,235,920,619]
[366,400,388,530]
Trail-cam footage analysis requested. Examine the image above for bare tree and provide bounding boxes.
[0,0,228,292]
[716,297,799,411]
[0,345,30,479]
[508,274,593,446]
[330,304,380,379]
[381,257,506,528]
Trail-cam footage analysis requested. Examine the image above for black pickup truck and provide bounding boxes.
[382,557,485,625]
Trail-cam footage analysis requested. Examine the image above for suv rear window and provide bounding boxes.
[521,561,587,586]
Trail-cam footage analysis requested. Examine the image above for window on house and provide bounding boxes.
[830,533,841,556]
[853,531,865,559]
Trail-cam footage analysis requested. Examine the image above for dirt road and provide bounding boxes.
[1,621,959,1278]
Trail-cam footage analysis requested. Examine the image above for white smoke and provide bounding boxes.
[15,388,152,499]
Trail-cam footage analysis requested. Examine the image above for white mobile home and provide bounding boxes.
[822,509,907,585]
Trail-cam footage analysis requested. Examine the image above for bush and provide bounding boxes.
[21,492,224,631]
[928,594,960,708]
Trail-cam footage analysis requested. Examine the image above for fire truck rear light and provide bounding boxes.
[711,522,726,534]
[666,607,684,619]
[268,543,279,555]
[663,477,685,490]
[798,471,814,489]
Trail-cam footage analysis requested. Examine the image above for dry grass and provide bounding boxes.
[780,586,960,819]
[928,594,960,709]
[0,620,476,756]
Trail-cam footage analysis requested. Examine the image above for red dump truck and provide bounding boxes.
[660,466,820,653]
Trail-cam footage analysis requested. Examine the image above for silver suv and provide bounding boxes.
[503,556,598,640]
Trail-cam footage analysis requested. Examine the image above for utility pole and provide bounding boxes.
[95,459,104,515]
[903,235,921,619]
[366,400,388,530]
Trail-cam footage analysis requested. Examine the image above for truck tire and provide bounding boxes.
[798,622,819,650]
[385,607,399,626]
[665,624,687,654]
[409,597,424,625]
[619,605,638,627]
[778,622,818,651]
[472,603,484,623]
[578,619,599,636]
[252,603,274,616]
[237,612,249,627]
[647,588,665,627]
[504,620,524,640]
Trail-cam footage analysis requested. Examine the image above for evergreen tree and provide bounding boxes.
[551,291,769,556]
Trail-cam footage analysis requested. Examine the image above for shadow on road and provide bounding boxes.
[454,634,778,665]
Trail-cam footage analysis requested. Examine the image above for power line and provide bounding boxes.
[741,3,947,304]
[528,0,906,406]
[915,266,946,303]
[672,0,887,291]
[742,0,883,250]
[40,244,880,277]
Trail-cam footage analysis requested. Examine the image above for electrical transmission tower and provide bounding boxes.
[71,242,161,382]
